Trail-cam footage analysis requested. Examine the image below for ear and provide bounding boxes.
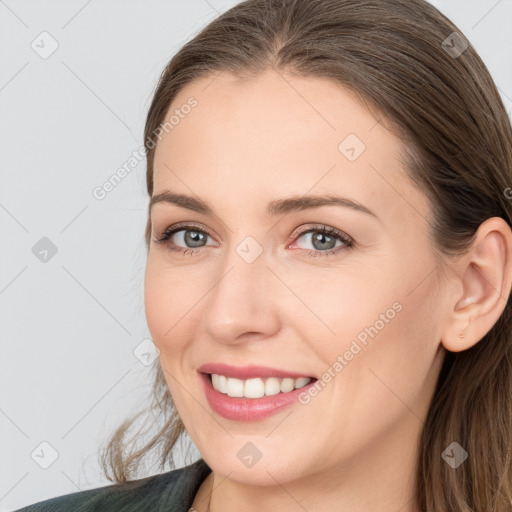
[441,217,512,353]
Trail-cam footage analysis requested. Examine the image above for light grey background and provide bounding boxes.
[1,0,511,510]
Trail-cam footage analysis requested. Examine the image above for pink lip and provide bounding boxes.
[197,362,314,380]
[198,371,318,422]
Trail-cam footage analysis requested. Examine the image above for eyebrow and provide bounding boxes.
[149,191,378,219]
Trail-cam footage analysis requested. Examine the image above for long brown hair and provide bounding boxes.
[99,0,512,509]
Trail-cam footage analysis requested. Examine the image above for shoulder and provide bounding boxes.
[13,458,212,512]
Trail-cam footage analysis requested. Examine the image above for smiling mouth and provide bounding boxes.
[204,372,317,399]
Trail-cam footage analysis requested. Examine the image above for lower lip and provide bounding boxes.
[199,372,317,422]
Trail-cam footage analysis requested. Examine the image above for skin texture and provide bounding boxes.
[144,68,512,512]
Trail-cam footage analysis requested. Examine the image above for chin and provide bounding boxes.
[200,446,308,486]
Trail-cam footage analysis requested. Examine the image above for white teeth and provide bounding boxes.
[294,377,311,389]
[218,374,227,393]
[226,377,244,397]
[264,377,281,396]
[280,378,294,393]
[243,378,265,398]
[210,374,313,398]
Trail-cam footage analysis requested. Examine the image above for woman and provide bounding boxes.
[15,0,512,510]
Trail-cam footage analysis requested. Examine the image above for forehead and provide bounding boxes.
[152,69,429,225]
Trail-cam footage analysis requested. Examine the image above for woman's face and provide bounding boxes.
[144,69,448,486]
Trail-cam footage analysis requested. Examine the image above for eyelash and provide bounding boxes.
[154,222,354,258]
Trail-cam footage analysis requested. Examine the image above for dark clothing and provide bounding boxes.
[14,458,212,512]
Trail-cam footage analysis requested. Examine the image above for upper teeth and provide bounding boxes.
[211,374,312,398]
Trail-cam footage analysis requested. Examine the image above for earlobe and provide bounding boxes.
[440,217,512,353]
[456,317,470,340]
[442,313,473,352]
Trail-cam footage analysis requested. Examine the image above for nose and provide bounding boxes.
[202,244,281,346]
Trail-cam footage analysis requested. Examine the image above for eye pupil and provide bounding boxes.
[185,230,206,247]
[158,224,351,258]
[312,232,336,250]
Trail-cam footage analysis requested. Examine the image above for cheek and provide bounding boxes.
[144,261,169,346]
[144,257,211,357]
[333,269,441,420]
[290,267,396,361]
[310,257,439,398]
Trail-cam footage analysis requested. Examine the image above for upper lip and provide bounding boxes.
[198,363,316,380]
